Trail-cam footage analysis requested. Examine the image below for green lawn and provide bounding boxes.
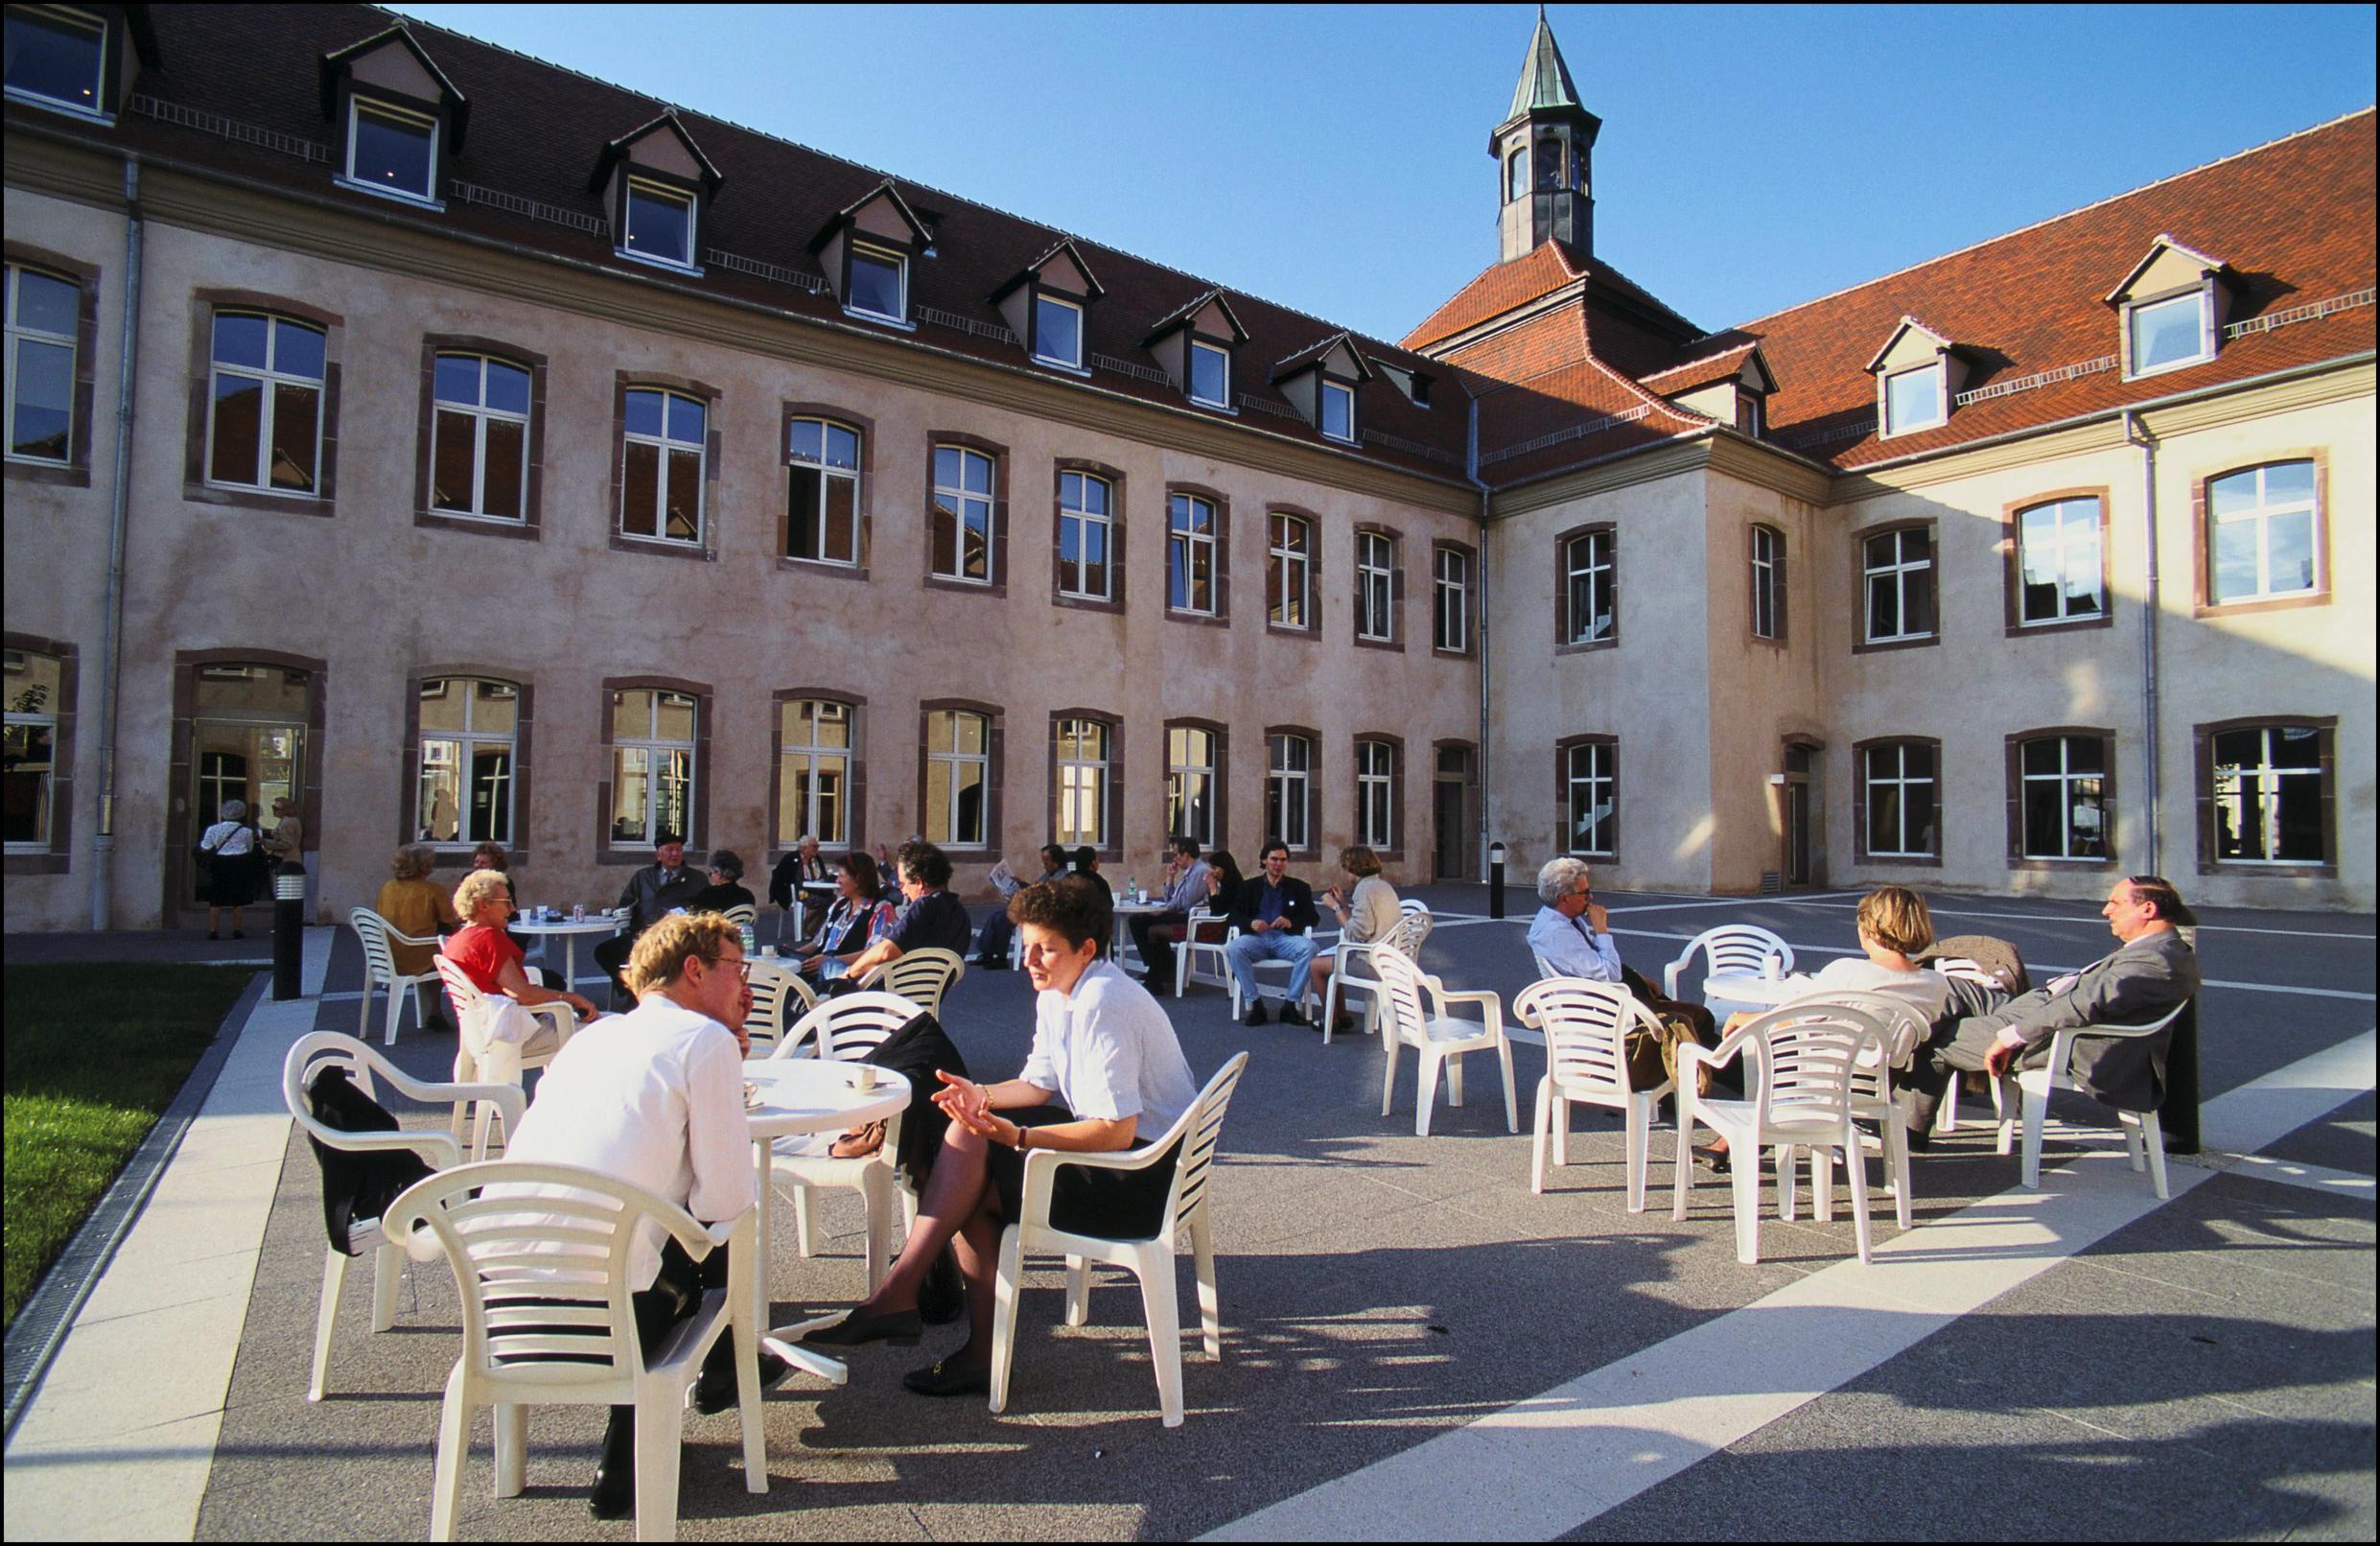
[4,963,252,1329]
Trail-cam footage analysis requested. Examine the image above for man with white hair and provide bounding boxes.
[1527,856,1622,982]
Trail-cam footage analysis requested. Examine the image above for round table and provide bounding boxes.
[741,1056,913,1384]
[1700,971,1801,1009]
[507,913,624,995]
[1108,899,1167,973]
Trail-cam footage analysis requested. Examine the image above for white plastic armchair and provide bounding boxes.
[740,964,816,1056]
[1175,904,1232,998]
[1372,944,1517,1137]
[990,1051,1248,1428]
[858,947,965,1017]
[432,956,574,1152]
[765,991,924,1287]
[1662,925,1795,1012]
[1513,977,1672,1211]
[1670,1001,1885,1265]
[1929,958,2012,1135]
[282,1032,525,1404]
[1998,999,2191,1200]
[720,902,759,931]
[386,1161,767,1542]
[350,906,444,1046]
[1320,903,1434,1045]
[1786,989,1926,1229]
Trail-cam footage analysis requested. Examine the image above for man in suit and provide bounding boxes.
[1907,875,2200,1130]
[1224,840,1320,1027]
[594,832,707,1005]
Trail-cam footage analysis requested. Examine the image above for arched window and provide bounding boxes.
[416,677,520,846]
[430,354,530,521]
[777,698,854,846]
[620,387,706,543]
[785,417,861,565]
[925,709,992,847]
[1266,731,1312,853]
[207,312,325,494]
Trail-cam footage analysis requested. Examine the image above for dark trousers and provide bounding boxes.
[1130,910,1188,983]
[1904,1007,2055,1128]
[607,1238,733,1450]
[595,933,636,1002]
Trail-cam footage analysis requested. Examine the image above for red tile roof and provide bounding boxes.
[1400,243,1584,351]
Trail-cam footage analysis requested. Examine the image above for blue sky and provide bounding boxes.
[386,4,2377,342]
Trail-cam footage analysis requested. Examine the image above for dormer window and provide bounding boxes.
[991,238,1104,373]
[1189,339,1230,407]
[1272,332,1371,443]
[810,180,931,330]
[847,244,906,323]
[592,109,721,278]
[623,177,694,268]
[1033,293,1084,369]
[341,98,438,205]
[2108,235,2232,382]
[1866,316,1964,439]
[1884,363,1945,435]
[6,6,107,119]
[2127,291,2211,378]
[1146,288,1248,412]
[1320,379,1356,442]
[323,26,465,212]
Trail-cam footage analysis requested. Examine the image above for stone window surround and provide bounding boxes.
[1046,706,1124,859]
[780,401,875,581]
[2192,714,2339,878]
[412,335,548,540]
[1163,715,1230,850]
[1851,734,1943,868]
[1352,730,1407,861]
[917,697,1005,852]
[1163,482,1233,628]
[1050,457,1127,614]
[595,673,712,863]
[768,688,868,855]
[1262,722,1319,860]
[924,431,1011,597]
[1552,732,1619,862]
[1553,521,1618,655]
[2002,725,2119,872]
[181,290,344,516]
[164,647,327,923]
[1263,504,1321,640]
[396,668,536,862]
[1351,522,1408,653]
[1746,522,1788,647]
[2000,487,2112,637]
[1851,518,1940,655]
[2,629,79,875]
[1431,538,1477,658]
[3,242,101,490]
[607,371,723,563]
[2189,449,2331,619]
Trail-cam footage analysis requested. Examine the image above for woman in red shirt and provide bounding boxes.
[444,870,599,1019]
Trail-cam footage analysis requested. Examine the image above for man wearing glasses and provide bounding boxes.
[1528,855,1622,982]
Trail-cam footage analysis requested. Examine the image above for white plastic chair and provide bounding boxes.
[720,902,758,932]
[1997,1000,2191,1200]
[1930,958,2011,1135]
[1671,1002,1885,1265]
[1788,989,1925,1230]
[740,964,816,1056]
[858,947,965,1017]
[1174,905,1232,998]
[350,906,443,1046]
[1373,944,1517,1138]
[989,1052,1248,1428]
[432,956,574,1152]
[1320,903,1433,1045]
[1662,925,1796,1016]
[1514,977,1672,1211]
[283,1032,524,1404]
[1221,925,1310,1016]
[765,991,924,1287]
[387,1161,768,1542]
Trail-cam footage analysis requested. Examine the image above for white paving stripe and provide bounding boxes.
[2197,1151,2375,1198]
[1201,1029,2376,1543]
[1783,900,2376,942]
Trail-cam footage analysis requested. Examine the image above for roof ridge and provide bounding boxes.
[1725,106,2378,335]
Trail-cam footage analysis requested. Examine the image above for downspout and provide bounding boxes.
[89,156,141,930]
[1467,389,1492,876]
[2123,408,2162,877]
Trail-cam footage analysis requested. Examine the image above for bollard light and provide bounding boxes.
[270,864,306,1000]
[274,872,306,902]
[1487,841,1508,921]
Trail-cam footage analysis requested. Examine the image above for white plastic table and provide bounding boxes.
[1700,971,1801,1010]
[507,912,624,994]
[740,1056,913,1384]
[1109,898,1166,972]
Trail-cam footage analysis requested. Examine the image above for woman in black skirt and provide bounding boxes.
[805,875,1201,1397]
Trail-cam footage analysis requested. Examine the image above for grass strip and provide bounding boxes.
[4,962,253,1329]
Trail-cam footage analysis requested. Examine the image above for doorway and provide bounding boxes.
[1433,743,1475,881]
[175,661,313,912]
[1783,738,1824,888]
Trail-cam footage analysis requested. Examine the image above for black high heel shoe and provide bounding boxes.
[799,1305,922,1347]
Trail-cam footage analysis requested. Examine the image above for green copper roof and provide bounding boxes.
[1505,9,1582,121]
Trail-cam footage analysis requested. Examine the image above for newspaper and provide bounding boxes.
[987,858,1021,899]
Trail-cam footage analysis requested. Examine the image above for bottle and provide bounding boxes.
[739,920,758,958]
[1128,876,1139,903]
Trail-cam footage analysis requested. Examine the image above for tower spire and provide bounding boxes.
[1489,10,1600,263]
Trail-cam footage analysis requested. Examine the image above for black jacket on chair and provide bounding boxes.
[305,1065,433,1255]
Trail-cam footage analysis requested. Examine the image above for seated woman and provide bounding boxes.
[686,849,757,916]
[803,876,1199,1398]
[441,869,598,1061]
[376,844,460,1027]
[790,850,897,982]
[1305,845,1400,1034]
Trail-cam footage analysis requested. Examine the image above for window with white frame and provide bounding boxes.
[416,677,519,847]
[1054,717,1110,849]
[207,312,325,495]
[778,698,852,847]
[1189,339,1230,408]
[620,177,694,269]
[925,709,991,848]
[1565,740,1615,857]
[5,7,106,119]
[1266,512,1311,628]
[1355,739,1395,849]
[1564,528,1614,644]
[1266,732,1310,852]
[1320,378,1355,442]
[3,647,61,852]
[1737,391,1764,438]
[1434,546,1471,652]
[2126,291,2211,378]
[1056,471,1112,599]
[620,387,706,544]
[6,265,76,464]
[1750,525,1785,641]
[1169,492,1219,615]
[930,445,994,583]
[2017,497,2104,624]
[2210,724,2325,864]
[785,417,861,565]
[610,688,697,847]
[430,354,529,521]
[1167,725,1218,847]
[1033,293,1084,369]
[1882,363,1945,435]
[2207,460,2320,604]
[341,98,438,204]
[1862,741,1937,858]
[1863,527,1936,644]
[1356,530,1395,642]
[2018,735,2108,860]
[846,243,906,323]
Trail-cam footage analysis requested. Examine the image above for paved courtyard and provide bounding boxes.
[5,886,2372,1541]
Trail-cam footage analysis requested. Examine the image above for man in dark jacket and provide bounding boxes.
[594,832,706,1003]
[1224,840,1320,1026]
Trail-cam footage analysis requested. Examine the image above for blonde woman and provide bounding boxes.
[374,845,458,979]
[1306,845,1400,1034]
[443,867,597,1031]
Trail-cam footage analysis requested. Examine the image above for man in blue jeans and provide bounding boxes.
[1224,841,1320,1026]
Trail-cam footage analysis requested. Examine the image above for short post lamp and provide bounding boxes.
[271,866,306,1001]
[1488,841,1507,921]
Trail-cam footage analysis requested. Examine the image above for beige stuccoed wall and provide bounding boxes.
[2,190,1479,929]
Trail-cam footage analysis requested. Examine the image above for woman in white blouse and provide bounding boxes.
[1306,845,1400,1034]
[196,799,263,939]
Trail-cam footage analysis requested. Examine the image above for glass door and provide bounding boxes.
[184,664,309,905]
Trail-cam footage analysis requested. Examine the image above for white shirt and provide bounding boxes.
[1019,958,1198,1137]
[199,819,256,856]
[497,996,755,1290]
[1782,957,1953,1062]
[1528,904,1623,983]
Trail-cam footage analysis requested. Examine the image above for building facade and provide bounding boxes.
[4,5,2371,929]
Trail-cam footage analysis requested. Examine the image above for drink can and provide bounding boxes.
[572,903,585,923]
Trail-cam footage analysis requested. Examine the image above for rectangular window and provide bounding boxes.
[1054,717,1109,848]
[6,265,78,464]
[925,709,990,848]
[2128,292,2209,378]
[2017,498,2104,624]
[930,445,995,584]
[1169,493,1218,616]
[1737,392,1763,438]
[621,178,694,269]
[2019,736,2108,859]
[1189,339,1230,408]
[207,312,325,495]
[2210,725,2325,864]
[778,698,852,847]
[3,647,62,851]
[1564,529,1614,645]
[847,244,906,323]
[5,7,106,118]
[785,417,861,565]
[1750,525,1784,642]
[621,387,706,543]
[1883,363,1944,435]
[417,677,519,846]
[1056,471,1112,599]
[1033,293,1084,369]
[343,99,438,204]
[1267,513,1311,628]
[1863,527,1936,644]
[1862,741,1937,857]
[1355,531,1395,642]
[1266,733,1310,852]
[1565,741,1615,857]
[1356,740,1394,849]
[1320,378,1355,442]
[2208,460,2320,604]
[610,688,697,847]
[1167,726,1218,847]
[1434,546,1471,652]
[430,354,529,521]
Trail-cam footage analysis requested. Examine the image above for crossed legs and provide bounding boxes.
[839,1117,1007,1371]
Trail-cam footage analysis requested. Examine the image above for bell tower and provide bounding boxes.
[1492,8,1599,264]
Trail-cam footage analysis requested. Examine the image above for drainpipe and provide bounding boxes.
[1467,390,1492,878]
[89,156,142,931]
[2123,408,2161,877]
